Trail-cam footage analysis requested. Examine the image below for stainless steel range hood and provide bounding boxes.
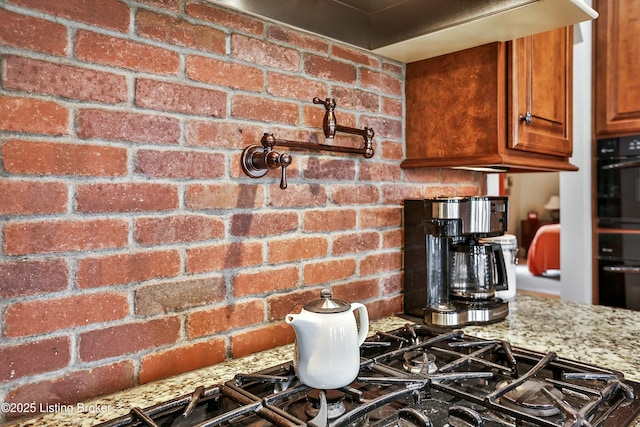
[205,0,597,63]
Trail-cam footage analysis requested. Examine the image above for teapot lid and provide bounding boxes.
[303,288,350,313]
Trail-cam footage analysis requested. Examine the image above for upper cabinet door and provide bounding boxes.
[595,0,640,136]
[510,27,573,157]
[403,27,576,172]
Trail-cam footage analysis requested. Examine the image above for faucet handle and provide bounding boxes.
[275,152,292,189]
[258,149,293,189]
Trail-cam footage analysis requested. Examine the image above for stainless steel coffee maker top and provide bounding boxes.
[427,196,507,236]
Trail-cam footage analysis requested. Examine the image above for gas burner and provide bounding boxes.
[496,379,564,417]
[402,350,437,374]
[306,389,347,419]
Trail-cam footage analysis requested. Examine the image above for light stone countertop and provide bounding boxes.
[8,294,640,426]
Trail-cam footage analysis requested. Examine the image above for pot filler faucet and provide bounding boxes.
[240,97,375,189]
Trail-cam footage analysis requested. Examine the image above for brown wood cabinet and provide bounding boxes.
[402,27,576,172]
[594,0,640,136]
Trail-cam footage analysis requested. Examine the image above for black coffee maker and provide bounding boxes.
[404,197,509,327]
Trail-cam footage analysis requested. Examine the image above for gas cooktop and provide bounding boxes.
[96,324,640,427]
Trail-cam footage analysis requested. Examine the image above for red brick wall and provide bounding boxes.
[0,0,485,420]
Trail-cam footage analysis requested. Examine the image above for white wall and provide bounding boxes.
[559,14,593,304]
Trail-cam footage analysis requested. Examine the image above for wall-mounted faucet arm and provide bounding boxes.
[240,97,375,189]
[268,136,371,156]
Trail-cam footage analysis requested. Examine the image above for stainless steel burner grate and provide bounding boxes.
[95,325,640,427]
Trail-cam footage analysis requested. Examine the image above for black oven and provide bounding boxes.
[597,135,640,229]
[598,233,640,310]
[597,135,640,310]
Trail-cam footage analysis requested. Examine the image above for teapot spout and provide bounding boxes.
[285,313,305,329]
[285,313,298,325]
[285,313,316,336]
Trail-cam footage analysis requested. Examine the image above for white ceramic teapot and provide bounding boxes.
[285,288,369,389]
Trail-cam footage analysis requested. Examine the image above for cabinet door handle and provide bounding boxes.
[519,111,533,125]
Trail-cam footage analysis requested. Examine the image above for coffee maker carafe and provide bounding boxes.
[450,241,506,300]
[404,197,509,327]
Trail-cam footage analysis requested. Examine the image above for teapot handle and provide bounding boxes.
[351,303,369,346]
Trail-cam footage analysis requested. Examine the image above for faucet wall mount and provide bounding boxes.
[240,97,375,189]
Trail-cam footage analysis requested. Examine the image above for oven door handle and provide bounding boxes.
[603,265,640,274]
[601,159,640,170]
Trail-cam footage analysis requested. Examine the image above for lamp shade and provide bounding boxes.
[544,195,560,211]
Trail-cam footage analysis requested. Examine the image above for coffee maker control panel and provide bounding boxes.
[426,196,507,237]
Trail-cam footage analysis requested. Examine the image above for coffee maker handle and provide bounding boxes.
[491,243,509,291]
